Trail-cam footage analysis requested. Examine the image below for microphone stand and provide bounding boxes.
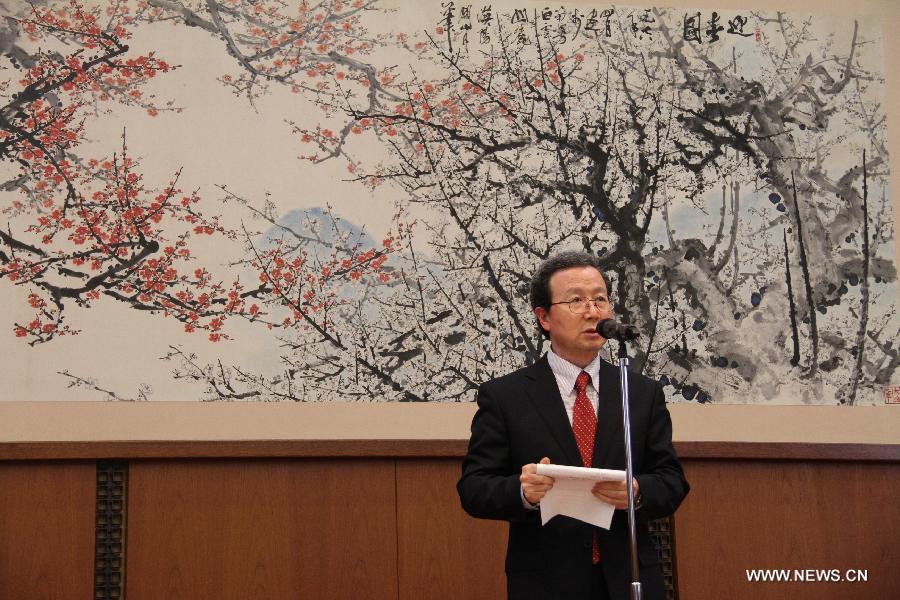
[617,338,642,600]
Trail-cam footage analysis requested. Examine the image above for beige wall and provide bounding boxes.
[2,0,898,444]
[0,402,897,444]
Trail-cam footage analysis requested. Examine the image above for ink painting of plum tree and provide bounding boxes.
[0,0,896,404]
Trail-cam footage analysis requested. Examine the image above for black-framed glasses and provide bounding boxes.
[549,297,610,314]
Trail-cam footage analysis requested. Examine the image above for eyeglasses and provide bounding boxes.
[549,297,610,314]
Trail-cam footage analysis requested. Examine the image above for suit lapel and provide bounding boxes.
[523,356,582,466]
[594,358,625,469]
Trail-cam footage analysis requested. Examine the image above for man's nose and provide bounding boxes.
[583,300,606,315]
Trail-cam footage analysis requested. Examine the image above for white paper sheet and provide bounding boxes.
[534,464,627,529]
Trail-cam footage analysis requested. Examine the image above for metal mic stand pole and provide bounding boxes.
[617,338,642,600]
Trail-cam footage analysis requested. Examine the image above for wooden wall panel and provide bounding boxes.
[1,447,896,600]
[675,460,900,600]
[0,461,95,600]
[125,459,398,600]
[396,459,506,600]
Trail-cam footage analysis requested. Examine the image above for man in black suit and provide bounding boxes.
[457,251,689,600]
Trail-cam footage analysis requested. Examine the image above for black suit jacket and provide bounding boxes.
[457,355,689,600]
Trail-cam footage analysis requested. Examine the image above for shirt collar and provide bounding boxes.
[546,346,601,394]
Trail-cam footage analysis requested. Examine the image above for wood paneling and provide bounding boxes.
[1,449,897,600]
[0,439,468,460]
[396,459,506,600]
[0,461,95,600]
[675,442,900,461]
[2,440,898,461]
[675,460,900,600]
[125,458,398,600]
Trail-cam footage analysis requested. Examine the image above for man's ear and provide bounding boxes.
[534,306,550,333]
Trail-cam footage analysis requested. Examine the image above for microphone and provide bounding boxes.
[596,318,639,341]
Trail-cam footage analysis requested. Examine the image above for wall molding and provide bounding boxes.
[1,440,898,461]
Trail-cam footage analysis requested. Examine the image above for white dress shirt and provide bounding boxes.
[546,347,601,425]
[521,348,601,508]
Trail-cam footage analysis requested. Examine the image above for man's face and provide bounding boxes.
[534,266,612,367]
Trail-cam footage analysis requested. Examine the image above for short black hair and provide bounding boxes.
[529,251,609,337]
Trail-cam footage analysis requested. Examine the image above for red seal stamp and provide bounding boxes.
[885,386,900,404]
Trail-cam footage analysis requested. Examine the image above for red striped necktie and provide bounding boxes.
[573,371,601,564]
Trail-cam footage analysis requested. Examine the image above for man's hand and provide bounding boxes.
[592,477,639,510]
[520,457,555,505]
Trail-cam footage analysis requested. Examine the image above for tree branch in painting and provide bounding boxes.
[279,5,896,403]
[0,1,895,404]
